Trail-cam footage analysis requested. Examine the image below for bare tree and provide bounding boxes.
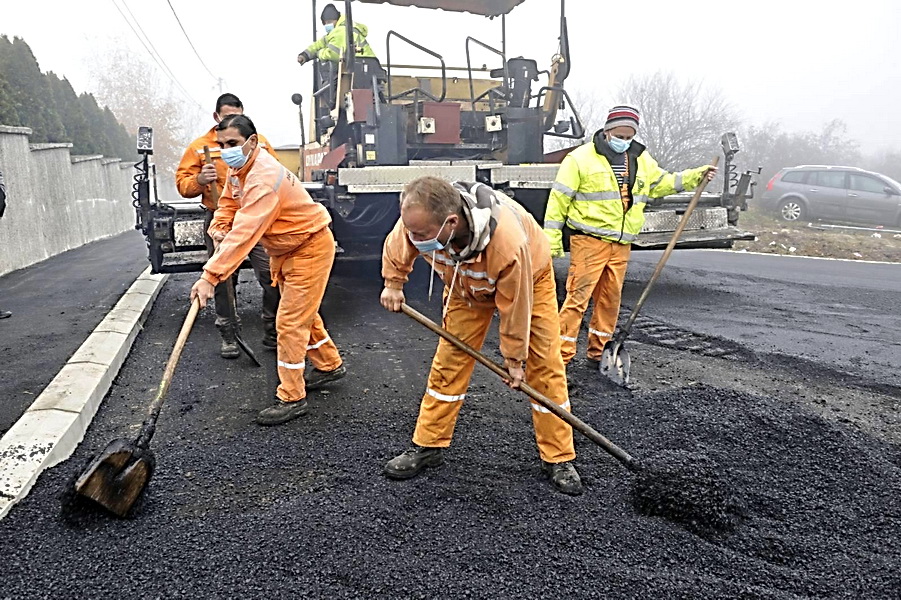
[87,41,203,182]
[740,119,862,183]
[617,71,739,170]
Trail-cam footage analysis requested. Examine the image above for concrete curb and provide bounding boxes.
[0,267,167,519]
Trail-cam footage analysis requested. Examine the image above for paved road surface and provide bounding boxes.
[0,231,148,435]
[622,250,901,387]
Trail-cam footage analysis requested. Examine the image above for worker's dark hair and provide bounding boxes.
[216,114,257,139]
[401,176,462,224]
[321,3,340,23]
[215,93,243,114]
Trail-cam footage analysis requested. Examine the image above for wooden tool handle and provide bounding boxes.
[400,303,640,471]
[616,156,720,342]
[202,145,221,201]
[136,297,201,449]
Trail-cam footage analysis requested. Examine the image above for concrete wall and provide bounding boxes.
[0,125,134,277]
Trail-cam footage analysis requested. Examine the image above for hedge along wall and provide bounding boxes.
[0,125,134,276]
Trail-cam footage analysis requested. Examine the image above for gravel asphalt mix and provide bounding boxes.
[0,259,898,598]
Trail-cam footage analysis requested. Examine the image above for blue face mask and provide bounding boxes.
[324,23,335,33]
[221,139,251,169]
[408,216,453,254]
[607,135,632,154]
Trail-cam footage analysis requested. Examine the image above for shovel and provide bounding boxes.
[73,298,201,517]
[400,303,641,472]
[203,145,260,368]
[600,156,720,387]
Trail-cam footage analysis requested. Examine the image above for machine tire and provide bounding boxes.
[778,198,806,222]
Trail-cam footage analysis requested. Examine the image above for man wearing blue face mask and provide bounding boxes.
[297,3,377,66]
[544,105,716,369]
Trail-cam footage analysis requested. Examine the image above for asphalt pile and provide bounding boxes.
[630,450,744,538]
[0,273,899,598]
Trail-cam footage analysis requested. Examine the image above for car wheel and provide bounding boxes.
[779,198,806,222]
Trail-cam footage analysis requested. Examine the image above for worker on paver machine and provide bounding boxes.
[176,93,281,359]
[190,115,346,426]
[380,176,582,495]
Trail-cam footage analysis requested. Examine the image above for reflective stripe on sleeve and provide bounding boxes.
[552,181,576,198]
[648,172,666,192]
[674,173,684,193]
[544,220,565,230]
[426,388,465,402]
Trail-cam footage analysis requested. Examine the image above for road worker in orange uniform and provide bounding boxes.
[190,114,346,426]
[380,176,581,496]
[176,93,281,359]
[544,105,716,368]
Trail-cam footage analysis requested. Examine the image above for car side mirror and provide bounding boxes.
[884,186,897,195]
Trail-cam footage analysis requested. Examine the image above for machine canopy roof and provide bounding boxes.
[355,0,526,17]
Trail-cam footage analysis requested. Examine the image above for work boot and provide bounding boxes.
[256,399,309,426]
[220,338,240,359]
[305,364,346,390]
[262,321,277,350]
[0,310,10,319]
[384,445,444,480]
[586,356,601,369]
[542,460,583,496]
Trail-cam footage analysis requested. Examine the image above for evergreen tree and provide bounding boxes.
[0,35,64,143]
[0,72,22,127]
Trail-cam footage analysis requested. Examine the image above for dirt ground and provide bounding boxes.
[734,208,901,263]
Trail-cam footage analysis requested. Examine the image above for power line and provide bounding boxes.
[165,0,219,83]
[108,0,203,109]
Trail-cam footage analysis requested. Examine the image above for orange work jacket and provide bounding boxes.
[201,146,331,286]
[382,192,551,363]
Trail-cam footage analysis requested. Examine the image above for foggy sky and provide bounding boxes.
[3,0,900,152]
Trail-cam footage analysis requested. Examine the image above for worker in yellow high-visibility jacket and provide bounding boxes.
[544,105,716,367]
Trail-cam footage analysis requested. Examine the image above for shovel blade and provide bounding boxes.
[74,438,155,517]
[600,344,631,387]
[235,334,261,367]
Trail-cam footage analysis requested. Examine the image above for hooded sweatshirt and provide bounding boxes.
[382,183,550,363]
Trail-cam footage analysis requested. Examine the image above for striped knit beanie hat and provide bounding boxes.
[604,105,640,133]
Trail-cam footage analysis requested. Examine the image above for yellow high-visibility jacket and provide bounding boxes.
[303,16,377,63]
[543,136,708,255]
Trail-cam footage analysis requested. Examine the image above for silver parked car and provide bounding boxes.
[759,165,901,226]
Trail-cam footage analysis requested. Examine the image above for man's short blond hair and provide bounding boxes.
[401,176,461,225]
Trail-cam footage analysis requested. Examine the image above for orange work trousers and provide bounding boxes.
[272,227,343,403]
[412,265,575,464]
[559,234,631,365]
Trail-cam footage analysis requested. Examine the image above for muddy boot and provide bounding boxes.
[261,319,277,350]
[217,321,240,359]
[542,460,583,496]
[384,445,444,480]
[219,336,240,359]
[256,399,309,426]
[305,364,346,390]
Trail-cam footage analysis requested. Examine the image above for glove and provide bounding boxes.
[297,53,308,65]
